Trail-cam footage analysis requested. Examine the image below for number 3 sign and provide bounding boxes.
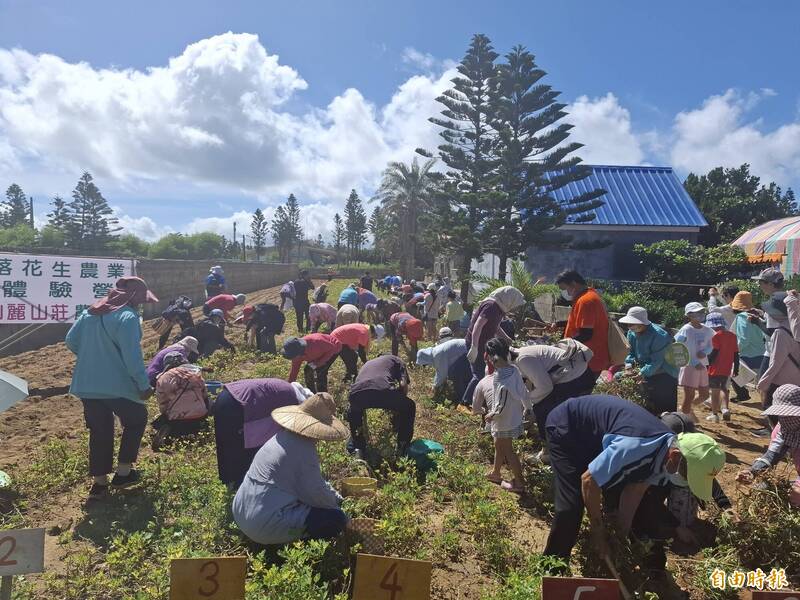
[170,556,246,600]
[353,553,432,600]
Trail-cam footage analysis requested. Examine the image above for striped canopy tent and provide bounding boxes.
[731,216,800,276]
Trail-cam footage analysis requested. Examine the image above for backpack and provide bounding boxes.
[156,367,210,422]
[254,303,285,334]
[162,295,193,320]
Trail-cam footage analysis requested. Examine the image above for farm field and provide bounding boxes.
[0,278,797,600]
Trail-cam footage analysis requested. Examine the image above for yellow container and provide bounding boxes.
[342,477,377,497]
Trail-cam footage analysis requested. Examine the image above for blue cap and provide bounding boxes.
[705,313,726,329]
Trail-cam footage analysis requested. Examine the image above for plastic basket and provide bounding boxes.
[205,381,224,395]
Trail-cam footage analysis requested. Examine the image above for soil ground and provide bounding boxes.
[0,280,788,599]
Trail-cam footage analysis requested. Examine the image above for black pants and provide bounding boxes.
[295,302,310,333]
[448,353,472,402]
[256,328,277,354]
[642,372,678,414]
[80,397,148,476]
[461,353,486,407]
[303,355,338,393]
[346,389,416,452]
[543,436,587,559]
[212,389,259,488]
[339,346,368,382]
[532,369,597,440]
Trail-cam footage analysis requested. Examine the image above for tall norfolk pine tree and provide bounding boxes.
[344,190,367,263]
[485,45,604,280]
[425,34,603,284]
[426,34,498,298]
[250,208,268,260]
[2,184,32,228]
[67,172,120,250]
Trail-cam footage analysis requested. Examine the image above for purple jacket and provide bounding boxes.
[223,379,300,448]
[147,344,191,387]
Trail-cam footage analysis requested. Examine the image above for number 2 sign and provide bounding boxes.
[169,556,246,600]
[353,553,432,600]
[0,528,45,577]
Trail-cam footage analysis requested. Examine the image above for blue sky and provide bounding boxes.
[1,0,798,241]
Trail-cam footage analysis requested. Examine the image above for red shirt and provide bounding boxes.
[288,334,343,382]
[391,312,423,344]
[331,323,371,351]
[205,294,237,317]
[709,330,738,377]
[564,288,610,372]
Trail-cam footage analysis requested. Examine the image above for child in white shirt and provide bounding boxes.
[675,302,714,419]
[483,337,530,494]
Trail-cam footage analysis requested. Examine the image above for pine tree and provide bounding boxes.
[47,195,70,232]
[250,208,268,260]
[66,172,119,250]
[2,184,31,228]
[426,34,499,297]
[270,195,304,262]
[344,189,367,263]
[285,194,303,261]
[485,46,604,280]
[332,213,346,264]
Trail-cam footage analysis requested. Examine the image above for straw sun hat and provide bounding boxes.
[271,392,349,441]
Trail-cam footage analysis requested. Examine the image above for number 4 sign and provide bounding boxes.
[170,557,246,600]
[0,528,45,600]
[542,576,620,599]
[353,553,432,600]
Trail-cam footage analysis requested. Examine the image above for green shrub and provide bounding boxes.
[481,554,567,600]
[247,540,349,600]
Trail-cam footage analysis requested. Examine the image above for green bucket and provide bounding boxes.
[406,439,444,474]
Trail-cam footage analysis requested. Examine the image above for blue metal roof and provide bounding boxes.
[553,165,708,228]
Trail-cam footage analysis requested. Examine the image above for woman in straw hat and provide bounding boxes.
[232,392,350,545]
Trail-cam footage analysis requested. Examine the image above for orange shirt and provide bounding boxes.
[331,323,371,351]
[564,288,610,372]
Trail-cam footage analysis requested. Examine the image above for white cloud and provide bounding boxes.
[116,213,174,241]
[185,210,255,238]
[0,32,454,207]
[401,47,437,72]
[669,89,800,185]
[565,93,646,165]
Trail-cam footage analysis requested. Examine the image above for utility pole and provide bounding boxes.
[29,197,34,228]
[232,222,237,259]
[242,234,246,262]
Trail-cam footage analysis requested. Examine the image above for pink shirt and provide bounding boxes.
[331,323,371,351]
[309,303,337,328]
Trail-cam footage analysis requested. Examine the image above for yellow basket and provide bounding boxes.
[341,477,377,497]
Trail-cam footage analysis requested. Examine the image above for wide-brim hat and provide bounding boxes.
[271,392,349,441]
[762,384,800,417]
[619,306,650,326]
[730,291,754,311]
[705,313,726,329]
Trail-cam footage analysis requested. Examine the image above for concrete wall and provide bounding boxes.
[525,228,699,281]
[0,259,298,357]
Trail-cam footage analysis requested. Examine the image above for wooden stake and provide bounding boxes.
[602,556,632,600]
[0,575,13,600]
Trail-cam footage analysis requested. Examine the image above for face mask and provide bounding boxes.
[561,289,574,302]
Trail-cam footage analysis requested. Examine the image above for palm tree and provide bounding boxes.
[373,157,437,278]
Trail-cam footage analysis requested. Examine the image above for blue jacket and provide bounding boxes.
[338,287,358,306]
[66,306,150,403]
[625,323,678,379]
